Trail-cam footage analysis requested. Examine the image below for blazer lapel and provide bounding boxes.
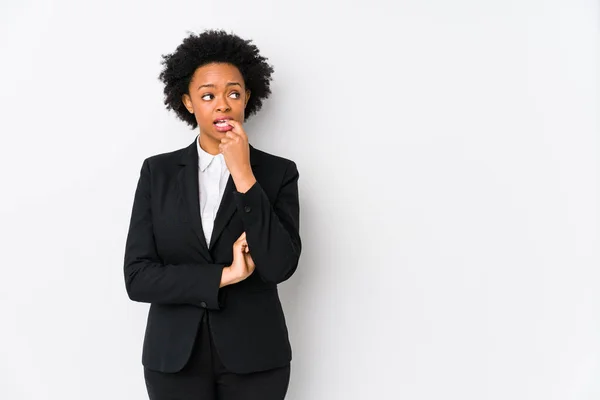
[177,141,211,259]
[177,138,261,254]
[209,175,236,250]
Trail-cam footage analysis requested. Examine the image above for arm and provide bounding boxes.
[232,161,301,284]
[123,159,227,309]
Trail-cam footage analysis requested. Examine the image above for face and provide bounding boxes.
[182,63,250,153]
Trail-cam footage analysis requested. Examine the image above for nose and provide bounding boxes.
[215,96,231,113]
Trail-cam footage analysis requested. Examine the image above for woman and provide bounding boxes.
[123,30,301,400]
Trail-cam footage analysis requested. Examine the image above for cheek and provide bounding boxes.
[236,99,247,117]
[194,103,213,122]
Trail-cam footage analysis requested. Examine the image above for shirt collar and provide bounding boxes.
[196,135,224,172]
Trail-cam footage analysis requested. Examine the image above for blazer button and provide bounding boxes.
[200,301,207,308]
[244,206,252,213]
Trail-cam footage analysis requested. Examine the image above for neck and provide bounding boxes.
[198,132,220,155]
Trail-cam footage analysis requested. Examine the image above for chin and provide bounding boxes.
[201,127,222,138]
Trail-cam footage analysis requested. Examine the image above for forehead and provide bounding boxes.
[191,63,244,85]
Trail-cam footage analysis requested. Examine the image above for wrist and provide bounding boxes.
[233,171,256,193]
[220,266,234,288]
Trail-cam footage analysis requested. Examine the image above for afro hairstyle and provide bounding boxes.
[158,30,275,129]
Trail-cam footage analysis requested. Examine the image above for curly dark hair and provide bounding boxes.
[158,30,275,129]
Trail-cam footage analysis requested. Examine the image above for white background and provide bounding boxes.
[0,0,598,399]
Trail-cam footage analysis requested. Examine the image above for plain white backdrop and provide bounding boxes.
[0,0,598,399]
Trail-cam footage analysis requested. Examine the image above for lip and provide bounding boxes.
[213,116,234,124]
[213,117,234,132]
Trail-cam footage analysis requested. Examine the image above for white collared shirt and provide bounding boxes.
[196,135,230,246]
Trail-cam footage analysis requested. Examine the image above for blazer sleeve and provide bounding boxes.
[232,160,301,284]
[123,159,225,310]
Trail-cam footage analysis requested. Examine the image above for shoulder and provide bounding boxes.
[250,145,298,174]
[145,147,186,167]
[249,146,300,194]
[139,145,190,176]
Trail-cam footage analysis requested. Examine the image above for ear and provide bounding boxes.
[244,90,251,107]
[182,93,194,113]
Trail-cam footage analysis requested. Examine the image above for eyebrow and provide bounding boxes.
[197,82,242,90]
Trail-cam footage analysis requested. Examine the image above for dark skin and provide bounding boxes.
[181,62,257,285]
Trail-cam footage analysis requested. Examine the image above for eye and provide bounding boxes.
[201,93,214,101]
[229,92,241,99]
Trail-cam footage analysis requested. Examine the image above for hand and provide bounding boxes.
[243,239,256,270]
[218,120,256,191]
[218,120,250,177]
[226,232,255,285]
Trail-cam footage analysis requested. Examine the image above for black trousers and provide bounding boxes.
[143,313,291,400]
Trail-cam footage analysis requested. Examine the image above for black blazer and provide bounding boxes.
[123,138,301,374]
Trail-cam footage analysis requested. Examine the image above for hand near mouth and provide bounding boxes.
[218,119,256,193]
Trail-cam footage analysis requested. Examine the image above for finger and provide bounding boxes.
[234,244,244,254]
[226,120,247,138]
[225,131,238,140]
[236,244,248,256]
[241,232,248,249]
[246,254,256,269]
